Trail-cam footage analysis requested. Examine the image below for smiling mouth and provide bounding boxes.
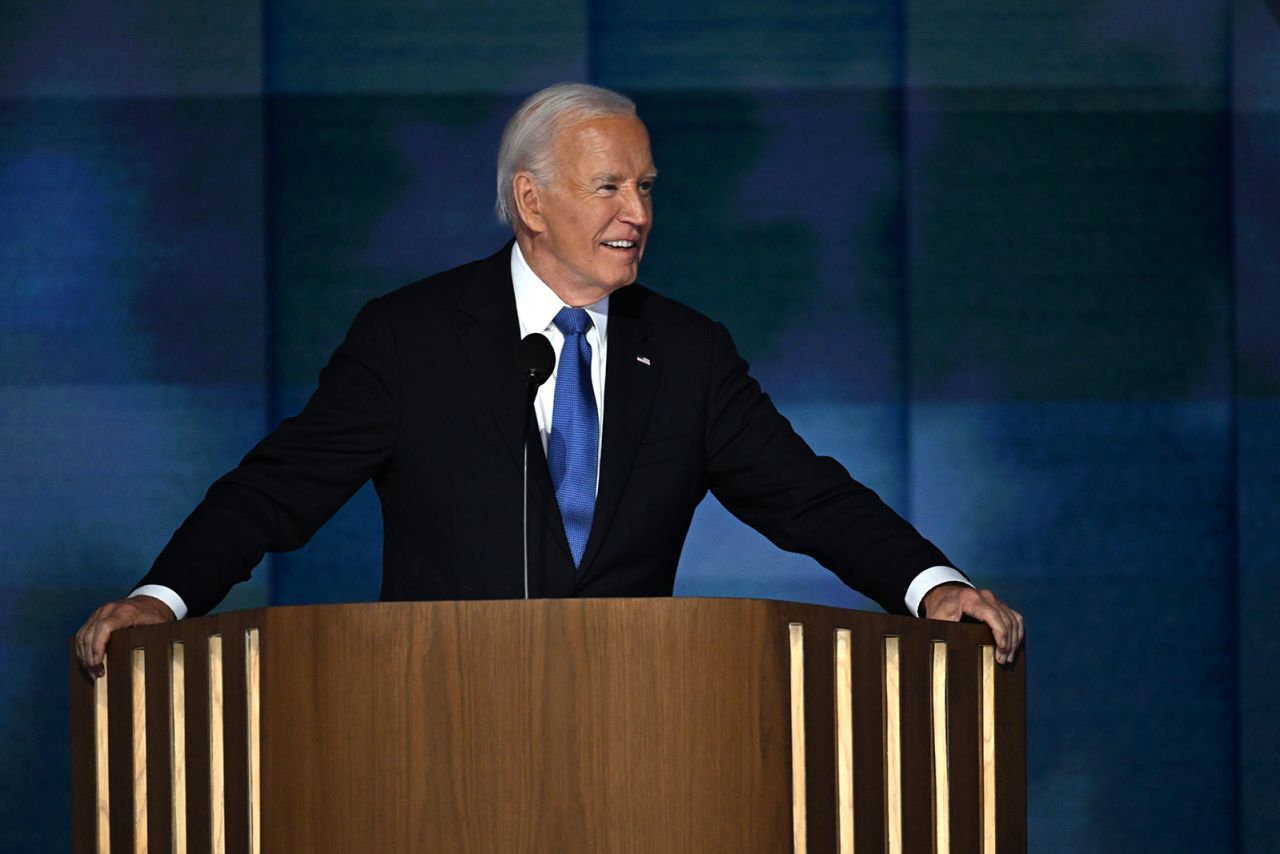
[601,240,637,250]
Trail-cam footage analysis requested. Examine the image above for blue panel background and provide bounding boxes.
[2,1,1276,851]
[1233,1,1280,846]
[1,70,270,854]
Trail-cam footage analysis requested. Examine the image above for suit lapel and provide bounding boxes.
[455,245,574,581]
[575,285,660,587]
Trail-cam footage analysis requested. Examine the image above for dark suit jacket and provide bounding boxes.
[138,243,953,617]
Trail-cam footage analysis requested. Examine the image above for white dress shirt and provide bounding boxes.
[134,243,970,619]
[510,241,608,470]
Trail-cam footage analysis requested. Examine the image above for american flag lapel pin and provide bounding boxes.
[636,355,651,366]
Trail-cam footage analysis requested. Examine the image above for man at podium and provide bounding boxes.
[75,83,1023,678]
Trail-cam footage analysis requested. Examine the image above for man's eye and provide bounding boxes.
[639,181,654,193]
[599,184,617,193]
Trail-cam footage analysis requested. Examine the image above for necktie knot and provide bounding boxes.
[554,307,593,337]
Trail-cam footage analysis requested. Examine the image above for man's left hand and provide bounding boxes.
[921,583,1024,665]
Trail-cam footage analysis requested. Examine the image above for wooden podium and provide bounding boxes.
[70,598,1024,852]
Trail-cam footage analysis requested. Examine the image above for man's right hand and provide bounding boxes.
[75,595,176,680]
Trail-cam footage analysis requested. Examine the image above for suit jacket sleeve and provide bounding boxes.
[134,298,402,616]
[700,320,955,615]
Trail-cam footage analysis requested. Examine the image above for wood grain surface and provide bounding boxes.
[68,598,1025,853]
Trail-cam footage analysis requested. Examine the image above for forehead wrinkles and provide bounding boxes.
[551,117,652,184]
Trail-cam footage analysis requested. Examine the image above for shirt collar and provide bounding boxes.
[511,242,609,341]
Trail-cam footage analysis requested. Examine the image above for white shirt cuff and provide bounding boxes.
[129,585,189,621]
[905,566,973,618]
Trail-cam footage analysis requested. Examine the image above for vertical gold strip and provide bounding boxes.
[788,623,807,854]
[932,641,951,854]
[981,646,997,854]
[246,629,261,854]
[209,634,225,854]
[833,629,854,854]
[131,647,148,854]
[94,661,110,854]
[170,642,187,854]
[883,636,902,854]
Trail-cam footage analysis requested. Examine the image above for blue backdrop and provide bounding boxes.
[2,2,1276,850]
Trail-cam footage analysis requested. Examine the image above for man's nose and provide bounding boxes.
[618,187,650,227]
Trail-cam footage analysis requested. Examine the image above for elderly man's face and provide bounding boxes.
[532,115,656,302]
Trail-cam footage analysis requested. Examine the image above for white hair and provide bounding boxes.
[495,83,638,226]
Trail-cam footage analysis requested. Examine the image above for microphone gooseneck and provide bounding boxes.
[520,334,555,599]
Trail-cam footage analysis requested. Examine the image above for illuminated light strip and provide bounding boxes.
[209,634,225,854]
[981,646,996,854]
[94,662,110,854]
[171,642,187,854]
[883,636,901,854]
[131,648,148,854]
[246,629,261,854]
[788,623,807,854]
[932,641,951,854]
[834,629,854,854]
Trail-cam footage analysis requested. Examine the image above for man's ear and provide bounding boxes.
[513,173,544,233]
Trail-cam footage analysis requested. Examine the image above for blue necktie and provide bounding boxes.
[548,307,598,568]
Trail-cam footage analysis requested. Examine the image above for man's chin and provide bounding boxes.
[598,267,639,292]
[592,280,634,299]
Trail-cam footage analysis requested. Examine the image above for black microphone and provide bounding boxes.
[520,333,555,387]
[520,334,555,599]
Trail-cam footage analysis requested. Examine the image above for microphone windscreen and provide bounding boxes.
[520,333,555,387]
